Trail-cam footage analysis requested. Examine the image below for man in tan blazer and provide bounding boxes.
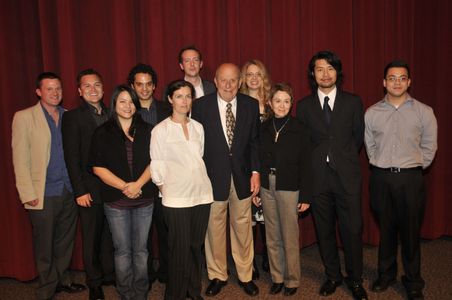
[12,72,85,300]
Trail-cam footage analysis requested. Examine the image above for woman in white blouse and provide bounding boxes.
[150,80,213,300]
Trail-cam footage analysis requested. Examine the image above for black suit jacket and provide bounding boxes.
[191,93,260,201]
[296,90,364,195]
[62,101,107,204]
[259,116,312,203]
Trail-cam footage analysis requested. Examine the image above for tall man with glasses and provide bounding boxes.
[296,51,368,300]
[365,60,437,300]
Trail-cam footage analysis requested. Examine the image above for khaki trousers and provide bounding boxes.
[260,174,301,287]
[205,178,253,282]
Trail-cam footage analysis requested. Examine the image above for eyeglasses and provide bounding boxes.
[245,72,262,78]
[386,76,409,83]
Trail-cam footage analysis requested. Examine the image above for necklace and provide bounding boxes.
[272,117,290,142]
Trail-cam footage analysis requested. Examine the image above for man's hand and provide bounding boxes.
[76,193,92,207]
[25,199,39,207]
[297,203,310,213]
[250,172,260,198]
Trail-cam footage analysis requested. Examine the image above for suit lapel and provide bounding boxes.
[209,95,230,150]
[233,96,245,145]
[309,94,329,131]
[330,91,344,127]
[80,103,98,131]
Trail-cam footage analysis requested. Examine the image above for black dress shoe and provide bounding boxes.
[205,279,227,297]
[371,277,396,292]
[344,278,368,300]
[56,283,86,294]
[89,286,105,300]
[269,282,284,294]
[284,287,297,296]
[406,289,424,300]
[319,279,342,296]
[238,280,259,296]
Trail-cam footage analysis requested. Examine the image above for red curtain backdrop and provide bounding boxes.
[1,0,450,281]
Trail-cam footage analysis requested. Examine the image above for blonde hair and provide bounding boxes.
[240,59,272,105]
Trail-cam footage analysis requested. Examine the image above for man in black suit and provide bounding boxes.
[127,63,171,285]
[191,63,261,297]
[296,51,368,300]
[62,69,114,300]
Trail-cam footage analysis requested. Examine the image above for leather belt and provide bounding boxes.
[372,166,422,173]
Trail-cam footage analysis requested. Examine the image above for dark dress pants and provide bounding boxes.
[311,164,363,282]
[79,203,115,287]
[148,197,168,282]
[369,168,426,292]
[163,204,211,300]
[28,187,77,300]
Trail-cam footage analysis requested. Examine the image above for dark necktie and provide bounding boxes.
[226,103,235,148]
[323,96,331,124]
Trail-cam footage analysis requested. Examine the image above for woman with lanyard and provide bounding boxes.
[254,82,312,296]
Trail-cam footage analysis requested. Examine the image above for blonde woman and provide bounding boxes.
[240,59,272,122]
[240,59,272,279]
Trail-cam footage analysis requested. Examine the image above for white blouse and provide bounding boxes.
[150,117,213,208]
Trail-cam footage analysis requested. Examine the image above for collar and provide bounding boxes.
[217,94,237,108]
[317,86,337,101]
[382,93,414,107]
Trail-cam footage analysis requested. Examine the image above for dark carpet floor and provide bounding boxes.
[1,238,451,299]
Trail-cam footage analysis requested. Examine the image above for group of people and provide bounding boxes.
[11,46,437,300]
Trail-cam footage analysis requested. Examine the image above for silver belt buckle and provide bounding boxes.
[390,167,401,173]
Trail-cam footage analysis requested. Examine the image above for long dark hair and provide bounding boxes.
[307,50,343,92]
[109,84,142,138]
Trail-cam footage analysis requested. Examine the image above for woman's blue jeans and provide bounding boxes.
[104,203,153,300]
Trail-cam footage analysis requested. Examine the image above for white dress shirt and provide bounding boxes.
[150,117,214,208]
[317,86,337,110]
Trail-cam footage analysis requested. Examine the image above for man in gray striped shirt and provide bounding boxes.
[364,60,437,300]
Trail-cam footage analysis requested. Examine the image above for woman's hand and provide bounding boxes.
[122,182,142,199]
[252,195,262,207]
[297,203,310,212]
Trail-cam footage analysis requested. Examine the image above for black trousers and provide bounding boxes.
[28,187,78,300]
[311,165,363,282]
[163,204,211,300]
[369,167,426,292]
[148,197,168,282]
[79,203,115,287]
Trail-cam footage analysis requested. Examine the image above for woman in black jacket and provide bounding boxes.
[90,84,157,300]
[254,83,312,296]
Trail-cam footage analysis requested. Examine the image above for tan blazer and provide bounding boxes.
[12,102,51,210]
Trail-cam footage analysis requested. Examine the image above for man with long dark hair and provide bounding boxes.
[296,51,368,299]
